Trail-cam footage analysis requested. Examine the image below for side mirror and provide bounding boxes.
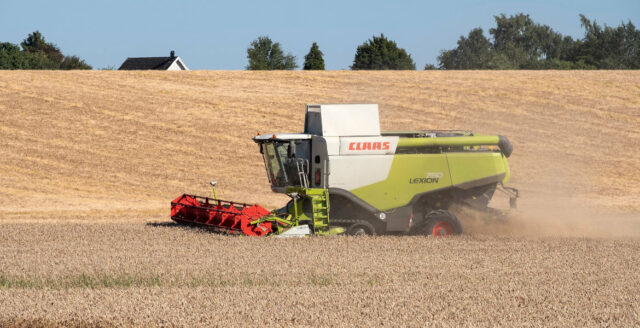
[288,141,296,158]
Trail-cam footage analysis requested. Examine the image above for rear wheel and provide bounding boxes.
[346,221,376,236]
[422,210,462,237]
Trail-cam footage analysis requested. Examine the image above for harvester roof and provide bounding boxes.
[304,104,381,137]
[253,133,313,142]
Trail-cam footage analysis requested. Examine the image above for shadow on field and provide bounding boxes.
[145,221,180,228]
[145,220,238,235]
[1,318,117,328]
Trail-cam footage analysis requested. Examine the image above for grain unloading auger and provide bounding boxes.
[171,104,518,237]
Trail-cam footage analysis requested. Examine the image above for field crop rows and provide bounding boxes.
[1,222,639,327]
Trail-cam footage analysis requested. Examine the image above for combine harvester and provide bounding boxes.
[171,104,518,237]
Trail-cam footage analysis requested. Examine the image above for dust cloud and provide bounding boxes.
[458,192,640,239]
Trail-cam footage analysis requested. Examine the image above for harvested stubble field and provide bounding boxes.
[0,70,639,327]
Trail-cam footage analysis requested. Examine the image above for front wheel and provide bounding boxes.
[421,210,462,237]
[346,221,376,236]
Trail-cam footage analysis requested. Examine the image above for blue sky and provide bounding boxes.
[1,0,639,70]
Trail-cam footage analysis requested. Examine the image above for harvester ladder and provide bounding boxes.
[296,159,310,188]
[307,189,330,235]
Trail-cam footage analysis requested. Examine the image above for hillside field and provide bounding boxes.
[0,71,639,327]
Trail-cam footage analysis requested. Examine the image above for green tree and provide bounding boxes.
[246,36,298,70]
[351,34,415,70]
[0,42,56,69]
[490,13,567,68]
[60,55,92,70]
[438,28,492,69]
[303,42,324,70]
[576,15,640,69]
[0,31,92,70]
[437,13,639,70]
[0,42,26,69]
[438,13,579,69]
[21,30,64,65]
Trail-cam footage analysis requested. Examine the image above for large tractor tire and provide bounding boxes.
[421,210,462,237]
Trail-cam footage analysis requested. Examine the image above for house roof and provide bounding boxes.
[118,55,186,70]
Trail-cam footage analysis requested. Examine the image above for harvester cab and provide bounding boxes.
[171,104,518,237]
[255,134,316,191]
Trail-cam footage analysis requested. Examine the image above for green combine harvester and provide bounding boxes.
[171,104,518,237]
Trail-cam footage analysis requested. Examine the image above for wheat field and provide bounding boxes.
[0,71,639,327]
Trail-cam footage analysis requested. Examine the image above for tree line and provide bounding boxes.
[437,14,640,69]
[2,13,638,70]
[249,13,639,70]
[247,34,415,70]
[0,31,91,70]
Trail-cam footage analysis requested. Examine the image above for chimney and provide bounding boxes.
[170,50,175,58]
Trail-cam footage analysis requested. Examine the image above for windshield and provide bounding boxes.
[261,141,310,188]
[262,142,289,187]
